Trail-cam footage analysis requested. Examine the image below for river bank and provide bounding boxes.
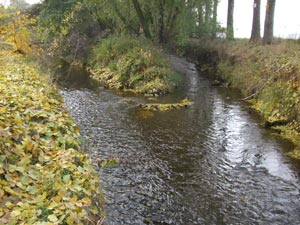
[179,39,300,158]
[0,45,104,224]
[60,54,300,224]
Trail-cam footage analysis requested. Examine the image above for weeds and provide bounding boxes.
[181,39,300,158]
[89,35,179,96]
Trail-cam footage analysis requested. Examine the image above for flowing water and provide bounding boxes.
[60,56,300,225]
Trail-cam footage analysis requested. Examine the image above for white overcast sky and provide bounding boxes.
[1,0,300,38]
[218,0,300,38]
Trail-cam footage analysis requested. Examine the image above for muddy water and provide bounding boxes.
[60,56,300,225]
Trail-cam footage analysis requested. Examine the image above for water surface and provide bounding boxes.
[60,56,300,225]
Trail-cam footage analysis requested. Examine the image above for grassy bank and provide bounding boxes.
[88,36,180,96]
[181,39,300,158]
[0,45,104,224]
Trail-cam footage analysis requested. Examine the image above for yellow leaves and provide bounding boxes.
[0,49,103,224]
[8,164,24,173]
[52,195,62,203]
[66,214,75,224]
[81,197,92,206]
[26,185,38,195]
[47,214,59,223]
[11,210,21,217]
[4,186,18,196]
[5,201,14,209]
[62,174,71,183]
[0,189,4,198]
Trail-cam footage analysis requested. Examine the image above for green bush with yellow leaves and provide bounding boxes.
[88,35,180,96]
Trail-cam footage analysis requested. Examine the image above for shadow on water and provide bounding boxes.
[59,55,300,225]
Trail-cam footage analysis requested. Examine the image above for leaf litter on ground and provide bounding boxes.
[0,48,104,225]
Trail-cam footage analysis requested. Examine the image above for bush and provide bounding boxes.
[89,35,179,95]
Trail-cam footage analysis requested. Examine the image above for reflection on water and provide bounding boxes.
[60,56,300,224]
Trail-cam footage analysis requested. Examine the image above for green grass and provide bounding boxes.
[181,39,300,158]
[88,35,179,96]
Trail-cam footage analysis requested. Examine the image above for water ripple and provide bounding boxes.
[60,56,300,225]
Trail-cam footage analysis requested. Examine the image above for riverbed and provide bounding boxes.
[60,56,300,224]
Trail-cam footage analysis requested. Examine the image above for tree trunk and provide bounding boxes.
[132,0,152,39]
[110,0,139,34]
[204,0,211,27]
[158,0,165,43]
[212,0,218,38]
[197,3,203,28]
[263,0,276,44]
[226,0,234,40]
[250,0,261,42]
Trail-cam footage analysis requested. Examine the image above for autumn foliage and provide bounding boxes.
[0,47,104,224]
[1,7,35,54]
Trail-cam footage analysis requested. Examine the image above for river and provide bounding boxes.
[59,56,300,225]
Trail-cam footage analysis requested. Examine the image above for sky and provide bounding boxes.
[218,0,300,38]
[2,0,300,39]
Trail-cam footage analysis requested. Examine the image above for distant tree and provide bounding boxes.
[38,0,218,43]
[204,0,212,31]
[6,10,35,54]
[263,0,276,44]
[226,0,234,40]
[250,0,261,42]
[38,0,80,38]
[0,5,9,36]
[85,0,185,43]
[10,0,29,9]
[212,0,218,38]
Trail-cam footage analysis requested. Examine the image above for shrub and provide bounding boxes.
[89,35,179,95]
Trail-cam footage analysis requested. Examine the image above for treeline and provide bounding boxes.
[0,0,280,57]
[0,0,283,95]
[37,0,222,40]
[34,0,278,45]
[34,0,224,53]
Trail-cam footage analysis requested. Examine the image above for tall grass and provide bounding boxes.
[181,39,300,158]
[88,35,179,95]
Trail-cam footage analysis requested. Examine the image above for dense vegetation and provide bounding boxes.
[0,0,300,223]
[0,44,104,224]
[219,40,300,157]
[181,39,300,157]
[34,0,224,94]
[89,35,180,95]
[0,3,106,224]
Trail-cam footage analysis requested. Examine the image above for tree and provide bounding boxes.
[10,0,29,9]
[0,5,9,36]
[192,0,219,38]
[4,9,35,54]
[85,0,185,43]
[212,0,218,38]
[226,0,234,40]
[204,0,212,31]
[38,0,218,44]
[263,0,276,44]
[250,0,261,42]
[38,0,80,38]
[132,0,151,39]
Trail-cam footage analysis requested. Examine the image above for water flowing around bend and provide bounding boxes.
[60,56,300,225]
